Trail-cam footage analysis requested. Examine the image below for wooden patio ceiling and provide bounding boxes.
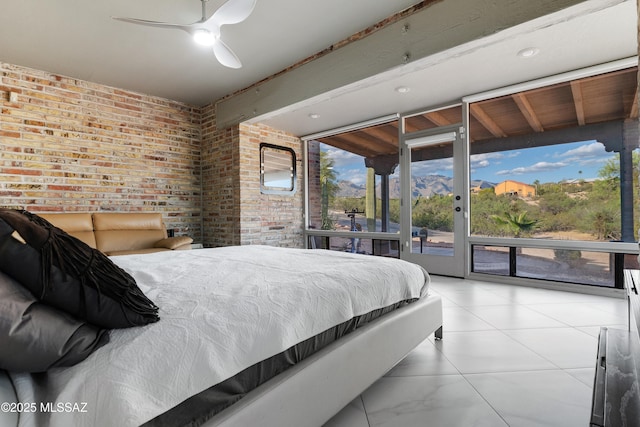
[315,67,638,159]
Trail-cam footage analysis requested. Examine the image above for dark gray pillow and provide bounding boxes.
[0,270,108,373]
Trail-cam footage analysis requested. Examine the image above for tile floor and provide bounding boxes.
[323,275,628,427]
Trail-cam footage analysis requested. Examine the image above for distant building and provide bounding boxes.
[494,180,536,197]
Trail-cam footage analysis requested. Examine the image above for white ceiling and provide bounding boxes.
[0,0,419,105]
[0,0,636,137]
[256,0,638,136]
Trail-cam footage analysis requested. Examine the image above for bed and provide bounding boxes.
[0,242,442,427]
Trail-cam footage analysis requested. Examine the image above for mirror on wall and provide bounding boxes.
[260,143,296,195]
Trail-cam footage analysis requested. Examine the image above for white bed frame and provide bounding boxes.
[205,294,443,427]
[0,295,442,427]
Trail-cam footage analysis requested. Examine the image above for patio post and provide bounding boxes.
[364,155,398,233]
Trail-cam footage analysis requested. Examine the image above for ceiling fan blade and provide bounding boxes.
[209,0,257,26]
[213,40,242,68]
[112,16,192,34]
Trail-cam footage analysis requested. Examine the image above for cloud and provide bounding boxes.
[324,147,364,169]
[554,142,617,170]
[557,141,605,159]
[472,153,497,161]
[472,159,490,169]
[411,158,453,176]
[496,161,568,176]
[342,168,367,185]
[577,157,612,167]
[470,151,519,170]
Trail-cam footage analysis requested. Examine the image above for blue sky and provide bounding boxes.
[323,140,618,186]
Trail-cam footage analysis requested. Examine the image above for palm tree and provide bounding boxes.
[491,211,537,237]
[320,151,339,230]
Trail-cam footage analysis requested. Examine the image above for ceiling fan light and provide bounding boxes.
[193,29,216,46]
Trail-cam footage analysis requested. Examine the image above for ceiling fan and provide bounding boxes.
[112,0,256,69]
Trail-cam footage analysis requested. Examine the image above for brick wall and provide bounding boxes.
[200,106,304,248]
[201,103,241,247]
[0,63,202,241]
[238,123,304,248]
[1,62,305,248]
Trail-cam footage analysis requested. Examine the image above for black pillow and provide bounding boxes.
[0,209,159,329]
[0,270,109,373]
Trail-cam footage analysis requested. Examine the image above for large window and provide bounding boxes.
[304,66,638,287]
[307,141,399,242]
[468,67,639,287]
[306,120,400,256]
[470,140,626,241]
[469,132,638,287]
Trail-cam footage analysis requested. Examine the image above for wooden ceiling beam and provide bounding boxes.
[471,120,624,156]
[318,67,637,158]
[360,125,398,148]
[318,135,380,158]
[574,67,636,84]
[342,130,389,150]
[570,81,586,125]
[469,103,507,138]
[404,115,434,133]
[508,67,636,98]
[324,129,399,157]
[512,93,544,132]
[424,111,452,127]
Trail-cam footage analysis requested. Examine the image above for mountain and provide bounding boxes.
[336,175,495,198]
[336,181,367,197]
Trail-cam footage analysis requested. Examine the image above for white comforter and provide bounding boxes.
[11,246,429,427]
